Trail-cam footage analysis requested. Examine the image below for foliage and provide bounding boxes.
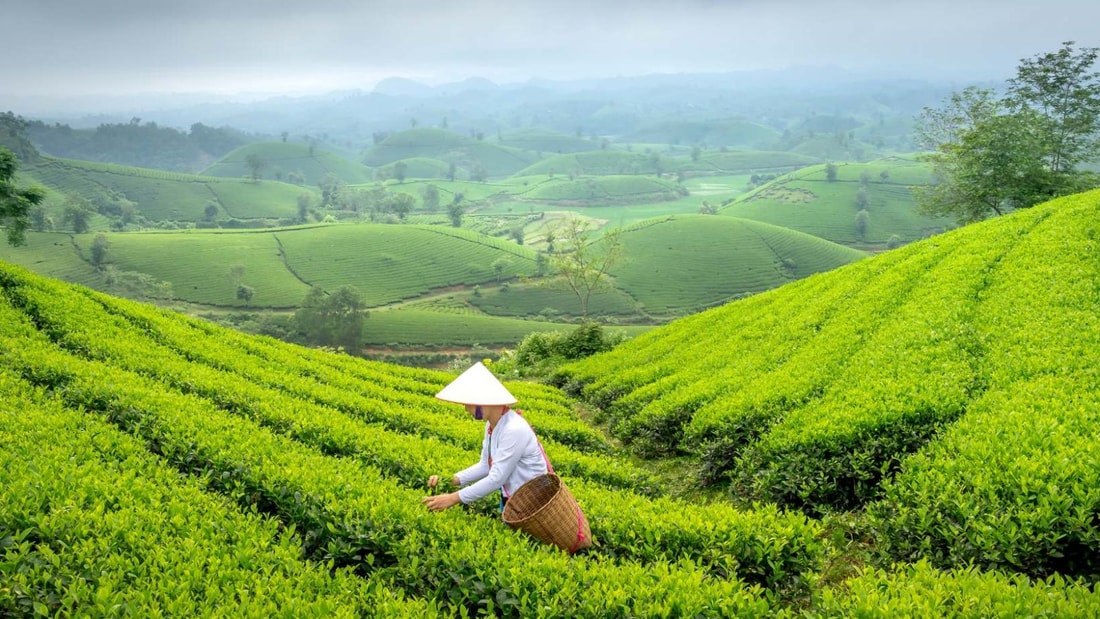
[0,148,45,246]
[557,189,1100,577]
[496,321,629,378]
[292,285,367,351]
[548,217,624,321]
[0,265,827,614]
[22,118,251,173]
[916,42,1100,223]
[1007,41,1100,174]
[89,233,110,266]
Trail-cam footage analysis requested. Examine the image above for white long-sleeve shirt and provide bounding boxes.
[455,410,549,504]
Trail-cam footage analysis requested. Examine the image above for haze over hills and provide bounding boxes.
[12,69,963,151]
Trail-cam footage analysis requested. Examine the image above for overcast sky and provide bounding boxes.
[3,0,1098,100]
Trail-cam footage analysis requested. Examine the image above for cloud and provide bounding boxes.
[3,0,1098,97]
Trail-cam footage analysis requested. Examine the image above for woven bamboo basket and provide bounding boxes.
[502,473,592,554]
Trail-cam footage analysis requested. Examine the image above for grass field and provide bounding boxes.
[512,151,667,177]
[619,119,781,149]
[273,224,539,306]
[375,157,453,181]
[23,156,314,224]
[676,150,821,175]
[517,175,685,204]
[610,215,867,315]
[361,128,538,178]
[723,158,950,246]
[497,128,602,154]
[363,307,651,346]
[201,142,374,185]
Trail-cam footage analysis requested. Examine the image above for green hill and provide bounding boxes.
[374,157,453,181]
[518,175,686,204]
[722,158,951,246]
[512,151,667,177]
[610,215,867,316]
[788,133,883,162]
[22,156,310,224]
[0,225,539,309]
[201,142,374,185]
[0,260,819,615]
[621,119,780,149]
[675,150,820,175]
[557,189,1100,583]
[3,186,1099,613]
[497,128,602,154]
[362,128,537,178]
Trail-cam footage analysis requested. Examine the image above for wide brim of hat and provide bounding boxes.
[435,361,518,406]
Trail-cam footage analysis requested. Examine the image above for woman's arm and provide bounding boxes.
[453,428,491,486]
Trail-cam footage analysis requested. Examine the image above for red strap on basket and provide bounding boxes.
[570,503,589,554]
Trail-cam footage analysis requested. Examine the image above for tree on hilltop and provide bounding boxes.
[0,148,44,246]
[245,153,266,182]
[916,42,1100,223]
[1008,42,1100,174]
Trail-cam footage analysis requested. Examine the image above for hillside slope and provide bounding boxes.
[362,128,537,178]
[0,259,821,615]
[0,225,540,308]
[22,156,309,224]
[201,142,374,185]
[3,220,1099,613]
[723,157,951,246]
[610,215,867,316]
[557,189,1100,581]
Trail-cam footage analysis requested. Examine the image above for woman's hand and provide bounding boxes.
[422,492,461,512]
[427,474,460,488]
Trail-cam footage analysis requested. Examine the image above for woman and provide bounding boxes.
[422,361,549,513]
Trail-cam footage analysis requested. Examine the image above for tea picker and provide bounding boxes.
[422,362,591,553]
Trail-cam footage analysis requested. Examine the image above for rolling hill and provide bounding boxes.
[2,189,1099,614]
[0,225,539,309]
[722,157,951,246]
[361,128,538,178]
[0,214,866,323]
[609,215,867,316]
[497,128,602,154]
[201,141,374,185]
[674,149,820,175]
[556,189,1100,584]
[22,156,311,224]
[512,151,667,177]
[619,119,781,149]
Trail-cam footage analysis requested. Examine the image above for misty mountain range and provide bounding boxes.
[10,67,997,152]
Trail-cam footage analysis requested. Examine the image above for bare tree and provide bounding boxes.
[549,217,624,322]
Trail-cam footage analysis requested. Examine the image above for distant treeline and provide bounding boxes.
[9,112,254,172]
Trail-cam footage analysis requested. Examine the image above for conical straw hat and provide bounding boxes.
[435,361,518,406]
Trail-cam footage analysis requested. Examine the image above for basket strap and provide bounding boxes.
[569,503,589,554]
